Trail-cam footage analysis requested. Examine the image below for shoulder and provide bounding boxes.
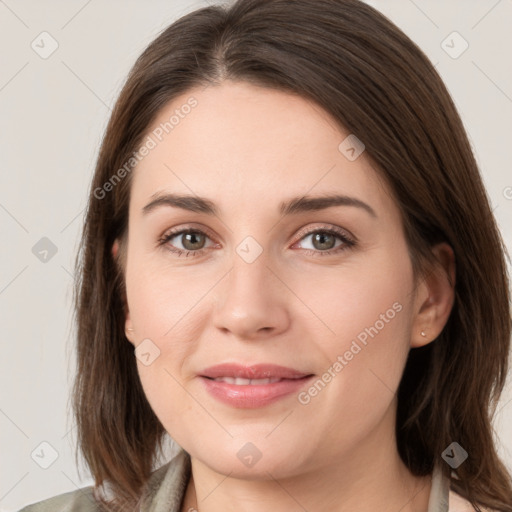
[449,488,474,511]
[449,488,499,512]
[432,464,500,512]
[17,485,100,512]
[18,449,191,512]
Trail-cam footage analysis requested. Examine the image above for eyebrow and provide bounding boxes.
[142,192,377,218]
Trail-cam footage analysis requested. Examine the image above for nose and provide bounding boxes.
[212,249,290,341]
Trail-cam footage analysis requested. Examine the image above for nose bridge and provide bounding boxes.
[222,213,274,287]
[225,236,273,307]
[212,233,289,337]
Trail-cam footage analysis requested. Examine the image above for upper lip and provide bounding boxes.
[200,363,313,380]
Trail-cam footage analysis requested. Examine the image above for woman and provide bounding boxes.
[19,0,512,510]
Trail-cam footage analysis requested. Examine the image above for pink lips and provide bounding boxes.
[199,363,314,408]
[201,363,311,380]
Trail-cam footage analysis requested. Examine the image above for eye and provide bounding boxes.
[158,228,216,257]
[292,226,356,256]
[158,224,356,258]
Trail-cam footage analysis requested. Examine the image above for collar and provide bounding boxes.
[428,462,450,512]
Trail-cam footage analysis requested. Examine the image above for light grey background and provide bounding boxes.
[1,1,511,510]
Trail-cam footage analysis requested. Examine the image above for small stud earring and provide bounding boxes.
[421,331,426,337]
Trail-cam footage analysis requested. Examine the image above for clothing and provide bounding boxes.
[18,448,476,512]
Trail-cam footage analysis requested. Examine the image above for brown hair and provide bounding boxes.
[71,0,512,510]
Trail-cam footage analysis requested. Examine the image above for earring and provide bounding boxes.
[420,331,427,337]
[127,328,134,331]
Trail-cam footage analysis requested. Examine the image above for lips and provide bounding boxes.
[200,363,312,381]
[208,376,283,385]
[198,363,315,408]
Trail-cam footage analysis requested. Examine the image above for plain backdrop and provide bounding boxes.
[1,1,511,510]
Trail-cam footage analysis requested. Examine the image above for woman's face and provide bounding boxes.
[118,80,431,477]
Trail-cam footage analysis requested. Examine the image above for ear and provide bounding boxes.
[111,239,136,346]
[410,242,456,348]
[124,313,136,346]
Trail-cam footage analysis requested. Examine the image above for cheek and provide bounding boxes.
[286,248,412,358]
[125,254,209,338]
[290,251,413,420]
[124,259,214,427]
[293,299,411,464]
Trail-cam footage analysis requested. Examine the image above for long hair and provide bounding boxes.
[71,0,512,510]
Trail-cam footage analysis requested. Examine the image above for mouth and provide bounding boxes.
[202,376,308,385]
[199,362,313,380]
[198,363,315,408]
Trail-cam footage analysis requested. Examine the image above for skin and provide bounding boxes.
[112,80,455,512]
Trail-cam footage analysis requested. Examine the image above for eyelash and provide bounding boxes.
[157,225,356,258]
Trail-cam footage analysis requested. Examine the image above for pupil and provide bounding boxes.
[314,232,335,250]
[183,232,204,250]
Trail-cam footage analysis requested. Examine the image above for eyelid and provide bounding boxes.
[158,223,218,251]
[160,223,217,242]
[292,223,356,246]
[161,222,355,243]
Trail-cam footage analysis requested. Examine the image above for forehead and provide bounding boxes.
[129,80,394,219]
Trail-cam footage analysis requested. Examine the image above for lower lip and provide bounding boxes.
[199,375,314,408]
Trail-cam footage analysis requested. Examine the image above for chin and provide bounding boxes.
[189,439,309,480]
